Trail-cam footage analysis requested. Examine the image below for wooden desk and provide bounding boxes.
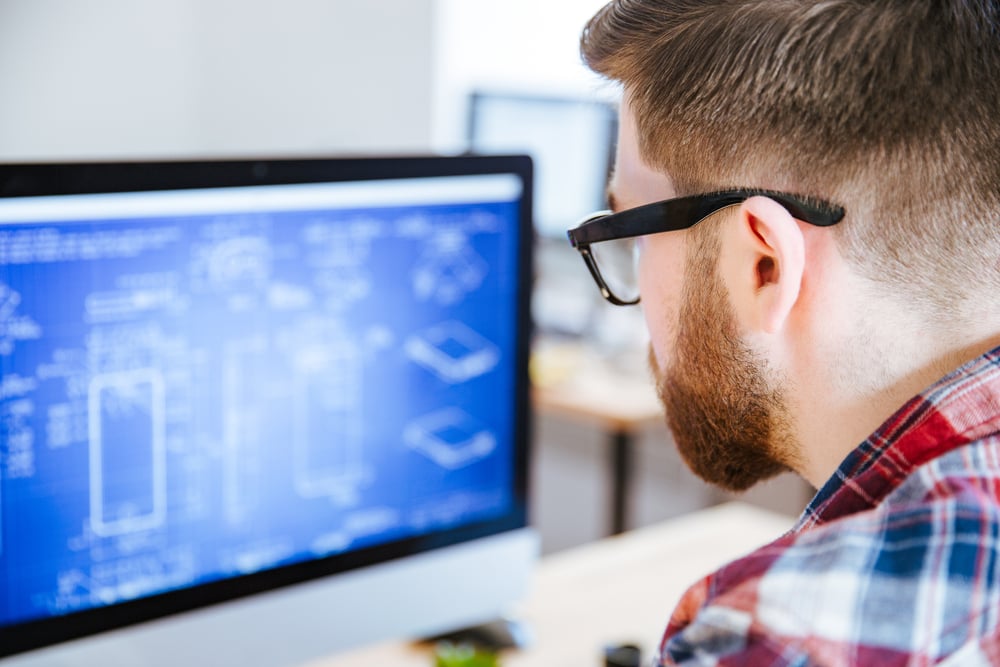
[312,502,794,667]
[531,341,663,535]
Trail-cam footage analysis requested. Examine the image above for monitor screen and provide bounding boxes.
[468,91,615,238]
[0,156,535,666]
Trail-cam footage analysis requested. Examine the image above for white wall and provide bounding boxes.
[432,0,614,154]
[0,0,615,160]
[0,0,435,160]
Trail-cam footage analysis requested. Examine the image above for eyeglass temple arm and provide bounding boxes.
[568,192,844,246]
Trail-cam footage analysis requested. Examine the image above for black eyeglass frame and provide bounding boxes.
[566,188,846,306]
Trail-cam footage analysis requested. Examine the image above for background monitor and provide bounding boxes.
[0,155,536,667]
[467,91,616,239]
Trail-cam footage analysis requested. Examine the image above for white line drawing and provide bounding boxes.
[222,337,268,525]
[0,282,20,322]
[303,217,383,256]
[314,264,371,310]
[207,236,272,291]
[84,287,178,323]
[267,281,314,310]
[404,321,500,384]
[310,530,353,556]
[0,282,41,355]
[52,549,198,612]
[403,408,497,470]
[411,229,487,305]
[303,218,381,311]
[291,336,369,502]
[227,540,294,576]
[88,369,167,537]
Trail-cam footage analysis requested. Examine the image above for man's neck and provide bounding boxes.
[791,316,1000,489]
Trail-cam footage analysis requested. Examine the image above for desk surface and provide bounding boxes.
[311,503,795,667]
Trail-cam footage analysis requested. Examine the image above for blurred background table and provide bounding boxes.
[531,339,663,535]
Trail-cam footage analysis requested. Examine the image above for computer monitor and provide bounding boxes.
[468,91,616,238]
[0,155,536,667]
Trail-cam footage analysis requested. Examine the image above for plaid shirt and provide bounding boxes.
[659,345,1000,666]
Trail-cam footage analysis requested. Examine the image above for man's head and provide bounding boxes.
[579,0,1000,489]
[583,0,1000,309]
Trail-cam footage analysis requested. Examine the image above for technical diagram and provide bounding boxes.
[88,369,167,537]
[404,408,497,470]
[303,218,380,311]
[52,549,197,611]
[411,228,487,305]
[290,330,369,502]
[83,285,180,324]
[314,264,370,310]
[0,282,20,328]
[267,281,314,311]
[207,236,272,291]
[405,321,500,383]
[1,193,519,627]
[0,282,41,354]
[222,337,270,525]
[189,230,273,310]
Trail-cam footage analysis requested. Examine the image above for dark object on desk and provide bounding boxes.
[604,643,642,667]
[424,616,532,651]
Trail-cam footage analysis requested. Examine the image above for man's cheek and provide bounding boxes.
[639,289,680,375]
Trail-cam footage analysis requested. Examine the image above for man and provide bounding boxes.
[567,1,1000,664]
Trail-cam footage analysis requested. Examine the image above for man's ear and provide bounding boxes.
[721,196,806,334]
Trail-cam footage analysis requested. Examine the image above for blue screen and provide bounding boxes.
[0,175,522,627]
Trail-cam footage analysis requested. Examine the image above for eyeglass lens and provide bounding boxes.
[589,237,640,303]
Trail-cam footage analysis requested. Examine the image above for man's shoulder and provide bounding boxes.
[754,435,1000,581]
[685,436,1000,663]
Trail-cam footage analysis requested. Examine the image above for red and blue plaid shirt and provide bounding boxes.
[659,345,1000,665]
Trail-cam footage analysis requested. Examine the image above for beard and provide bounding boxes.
[649,234,798,492]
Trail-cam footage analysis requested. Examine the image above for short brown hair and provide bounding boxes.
[582,1,1000,311]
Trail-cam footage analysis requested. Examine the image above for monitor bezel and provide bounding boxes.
[0,154,534,658]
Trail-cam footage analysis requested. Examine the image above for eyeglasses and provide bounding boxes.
[566,188,846,306]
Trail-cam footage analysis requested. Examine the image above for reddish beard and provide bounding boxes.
[649,236,797,492]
